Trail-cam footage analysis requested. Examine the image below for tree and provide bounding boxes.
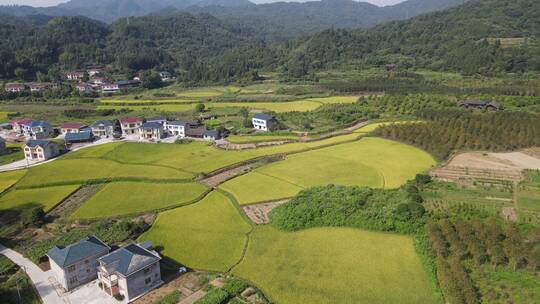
[21,206,45,227]
[141,72,163,89]
[195,103,206,113]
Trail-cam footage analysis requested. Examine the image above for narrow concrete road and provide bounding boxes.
[0,244,63,304]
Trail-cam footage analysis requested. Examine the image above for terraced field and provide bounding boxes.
[220,137,436,204]
[233,226,440,304]
[71,182,209,219]
[139,191,251,272]
[0,185,80,212]
[0,170,26,193]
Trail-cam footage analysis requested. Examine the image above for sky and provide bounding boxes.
[0,0,406,8]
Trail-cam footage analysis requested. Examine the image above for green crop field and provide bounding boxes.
[97,103,196,112]
[227,135,299,144]
[71,182,208,219]
[100,99,199,104]
[17,158,191,187]
[305,96,358,104]
[0,170,26,193]
[139,191,251,271]
[233,226,440,304]
[0,185,80,212]
[220,137,436,204]
[205,101,321,113]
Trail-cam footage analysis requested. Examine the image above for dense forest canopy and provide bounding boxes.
[1,0,540,83]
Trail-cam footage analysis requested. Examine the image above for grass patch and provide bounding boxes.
[0,170,26,193]
[233,226,441,304]
[71,182,209,219]
[0,185,80,212]
[221,137,436,204]
[0,144,24,166]
[139,191,251,272]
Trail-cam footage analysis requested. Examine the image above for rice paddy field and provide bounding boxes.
[71,182,208,219]
[220,137,437,204]
[139,191,251,272]
[0,185,80,212]
[234,226,440,304]
[0,170,26,193]
[227,134,299,144]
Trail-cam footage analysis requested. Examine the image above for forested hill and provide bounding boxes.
[282,0,540,77]
[0,13,271,83]
[0,0,465,33]
[186,0,466,39]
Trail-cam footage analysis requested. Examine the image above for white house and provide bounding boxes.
[165,121,187,137]
[91,120,119,138]
[139,122,164,141]
[60,122,87,135]
[203,130,222,141]
[65,71,87,81]
[28,121,53,139]
[159,72,173,82]
[11,119,33,135]
[97,242,162,303]
[252,113,277,132]
[5,83,27,93]
[102,83,120,94]
[119,117,144,136]
[24,140,60,162]
[47,236,110,291]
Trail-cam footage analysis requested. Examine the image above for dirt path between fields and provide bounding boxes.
[201,164,257,188]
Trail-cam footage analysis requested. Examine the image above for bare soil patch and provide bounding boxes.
[133,272,203,304]
[201,164,256,188]
[430,150,540,183]
[242,200,289,224]
[48,184,104,217]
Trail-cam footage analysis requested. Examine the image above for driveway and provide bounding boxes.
[0,244,63,304]
[0,244,120,304]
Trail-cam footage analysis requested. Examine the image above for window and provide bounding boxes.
[145,277,151,285]
[69,276,78,285]
[67,265,76,273]
[143,267,151,275]
[84,260,89,264]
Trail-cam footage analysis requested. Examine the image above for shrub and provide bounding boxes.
[194,288,230,304]
[20,206,45,227]
[159,290,182,304]
[114,293,125,301]
[222,278,248,296]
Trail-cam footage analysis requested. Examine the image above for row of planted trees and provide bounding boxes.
[426,218,540,304]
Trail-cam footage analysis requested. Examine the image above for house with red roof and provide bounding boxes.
[28,82,57,92]
[11,119,33,134]
[119,117,144,136]
[5,83,27,93]
[60,122,87,135]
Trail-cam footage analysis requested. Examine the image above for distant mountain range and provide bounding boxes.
[0,0,466,38]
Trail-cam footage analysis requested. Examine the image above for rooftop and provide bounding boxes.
[99,243,160,277]
[47,236,109,268]
[253,113,276,121]
[65,131,94,142]
[61,122,85,129]
[91,120,115,127]
[120,117,144,124]
[26,139,54,148]
[141,122,163,130]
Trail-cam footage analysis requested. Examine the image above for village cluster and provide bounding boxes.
[3,66,174,94]
[0,112,278,164]
[47,236,162,303]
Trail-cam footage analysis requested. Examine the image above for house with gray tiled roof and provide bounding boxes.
[139,122,164,141]
[97,242,162,302]
[252,113,277,132]
[24,139,60,162]
[47,236,110,291]
[91,120,120,138]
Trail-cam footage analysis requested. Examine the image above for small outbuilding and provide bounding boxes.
[458,100,501,111]
[65,131,94,144]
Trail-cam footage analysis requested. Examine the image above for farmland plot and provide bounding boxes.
[0,185,80,212]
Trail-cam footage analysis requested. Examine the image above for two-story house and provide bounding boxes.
[165,121,187,137]
[120,118,144,136]
[47,236,110,291]
[5,83,27,93]
[23,140,60,162]
[97,242,162,303]
[91,120,120,138]
[252,113,277,132]
[139,122,164,141]
[27,121,53,139]
[60,122,87,135]
[11,119,33,135]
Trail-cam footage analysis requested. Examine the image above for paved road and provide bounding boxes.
[0,244,64,304]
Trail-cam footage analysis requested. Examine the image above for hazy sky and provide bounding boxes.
[0,0,406,7]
